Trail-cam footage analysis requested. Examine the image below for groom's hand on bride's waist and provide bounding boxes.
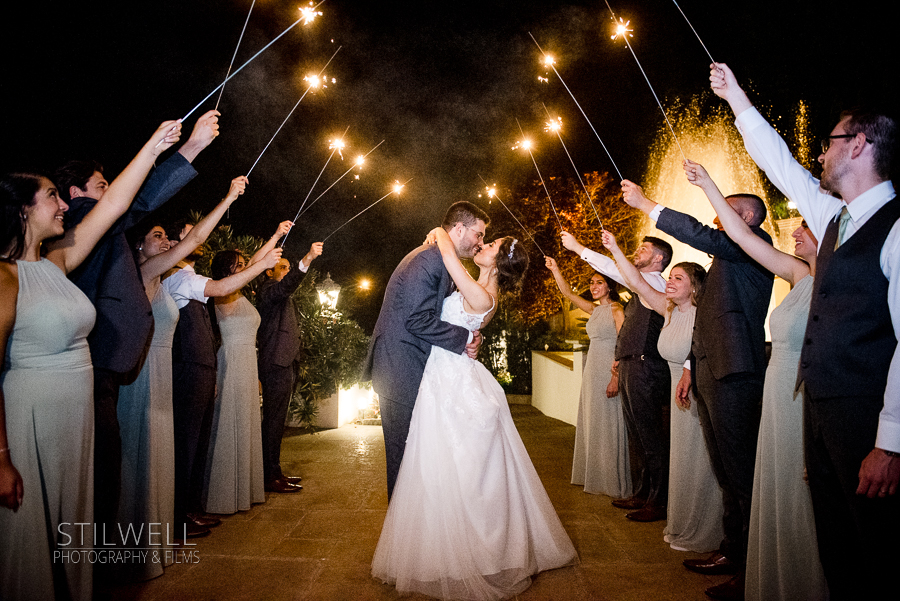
[465,331,482,359]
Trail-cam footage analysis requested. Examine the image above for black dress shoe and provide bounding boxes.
[705,573,745,601]
[683,552,740,575]
[626,505,667,522]
[611,496,647,510]
[265,478,302,493]
[283,475,302,484]
[187,512,221,528]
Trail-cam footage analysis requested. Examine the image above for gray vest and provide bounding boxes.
[615,294,665,361]
[800,196,900,399]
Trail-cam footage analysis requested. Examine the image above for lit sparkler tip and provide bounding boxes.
[542,54,555,67]
[544,117,562,133]
[612,19,633,40]
[512,139,533,151]
[304,74,322,88]
[299,3,322,25]
[392,181,404,194]
[355,155,365,166]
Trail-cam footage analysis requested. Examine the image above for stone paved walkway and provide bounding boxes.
[111,405,724,600]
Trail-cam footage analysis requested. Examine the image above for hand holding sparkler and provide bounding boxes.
[560,231,586,256]
[177,110,221,162]
[224,176,249,205]
[147,120,183,156]
[261,247,284,270]
[621,180,658,214]
[709,63,753,116]
[302,241,324,268]
[600,229,621,254]
[544,256,561,273]
[271,220,294,241]
[683,159,713,189]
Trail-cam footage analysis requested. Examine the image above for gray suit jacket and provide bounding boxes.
[64,152,197,374]
[362,244,470,408]
[657,207,773,380]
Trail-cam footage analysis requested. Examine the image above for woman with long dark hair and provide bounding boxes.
[0,122,182,600]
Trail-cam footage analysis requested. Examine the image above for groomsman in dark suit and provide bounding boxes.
[621,180,773,600]
[257,243,323,493]
[49,110,220,537]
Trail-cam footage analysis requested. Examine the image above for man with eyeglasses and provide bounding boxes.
[711,62,899,600]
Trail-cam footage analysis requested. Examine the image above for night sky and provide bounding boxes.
[2,0,897,331]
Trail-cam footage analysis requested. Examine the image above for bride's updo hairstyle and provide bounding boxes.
[495,236,529,295]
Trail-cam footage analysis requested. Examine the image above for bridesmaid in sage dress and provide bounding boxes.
[0,122,182,601]
[686,160,826,600]
[603,230,724,551]
[115,177,259,578]
[546,258,630,498]
[203,250,265,513]
[203,222,289,514]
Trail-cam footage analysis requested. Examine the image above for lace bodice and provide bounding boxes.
[440,291,494,332]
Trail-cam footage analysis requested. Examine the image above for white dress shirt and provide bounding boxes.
[578,248,667,300]
[736,106,900,453]
[161,264,210,309]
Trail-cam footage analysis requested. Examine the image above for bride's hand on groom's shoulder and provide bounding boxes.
[424,227,443,245]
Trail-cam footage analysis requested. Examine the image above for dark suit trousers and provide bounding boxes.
[172,362,216,524]
[618,357,670,507]
[93,368,122,536]
[804,392,900,600]
[259,362,296,483]
[379,396,415,500]
[693,357,762,563]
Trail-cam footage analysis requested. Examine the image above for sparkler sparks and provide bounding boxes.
[542,106,603,228]
[514,119,563,230]
[329,137,346,159]
[322,179,411,243]
[477,175,546,256]
[603,3,686,161]
[527,33,623,181]
[245,46,342,178]
[299,2,323,25]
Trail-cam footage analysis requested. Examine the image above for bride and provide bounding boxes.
[371,227,577,600]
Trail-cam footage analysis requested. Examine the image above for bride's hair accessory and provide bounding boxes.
[508,239,518,259]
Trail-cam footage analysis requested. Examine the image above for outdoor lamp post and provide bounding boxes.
[316,272,341,310]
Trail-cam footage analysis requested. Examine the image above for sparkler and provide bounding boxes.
[603,2,687,161]
[527,33,623,181]
[321,180,411,243]
[177,2,328,124]
[477,174,546,256]
[670,0,716,64]
[514,119,563,230]
[215,0,257,110]
[296,140,384,220]
[245,46,341,178]
[542,106,603,229]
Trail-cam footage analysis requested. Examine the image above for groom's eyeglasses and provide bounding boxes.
[464,225,485,240]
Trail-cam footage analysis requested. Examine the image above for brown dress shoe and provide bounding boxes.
[611,496,647,510]
[175,522,211,539]
[187,512,221,528]
[705,573,745,601]
[625,505,667,522]
[265,478,302,493]
[683,552,740,575]
[283,475,302,484]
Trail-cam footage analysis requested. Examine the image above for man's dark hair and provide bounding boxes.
[643,236,674,271]
[726,194,767,227]
[53,159,104,202]
[164,219,189,243]
[841,107,898,181]
[441,201,490,231]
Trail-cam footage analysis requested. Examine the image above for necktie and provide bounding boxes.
[834,206,851,251]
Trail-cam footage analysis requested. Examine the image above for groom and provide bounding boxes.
[363,201,489,499]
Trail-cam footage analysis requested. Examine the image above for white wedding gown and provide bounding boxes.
[372,292,577,600]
